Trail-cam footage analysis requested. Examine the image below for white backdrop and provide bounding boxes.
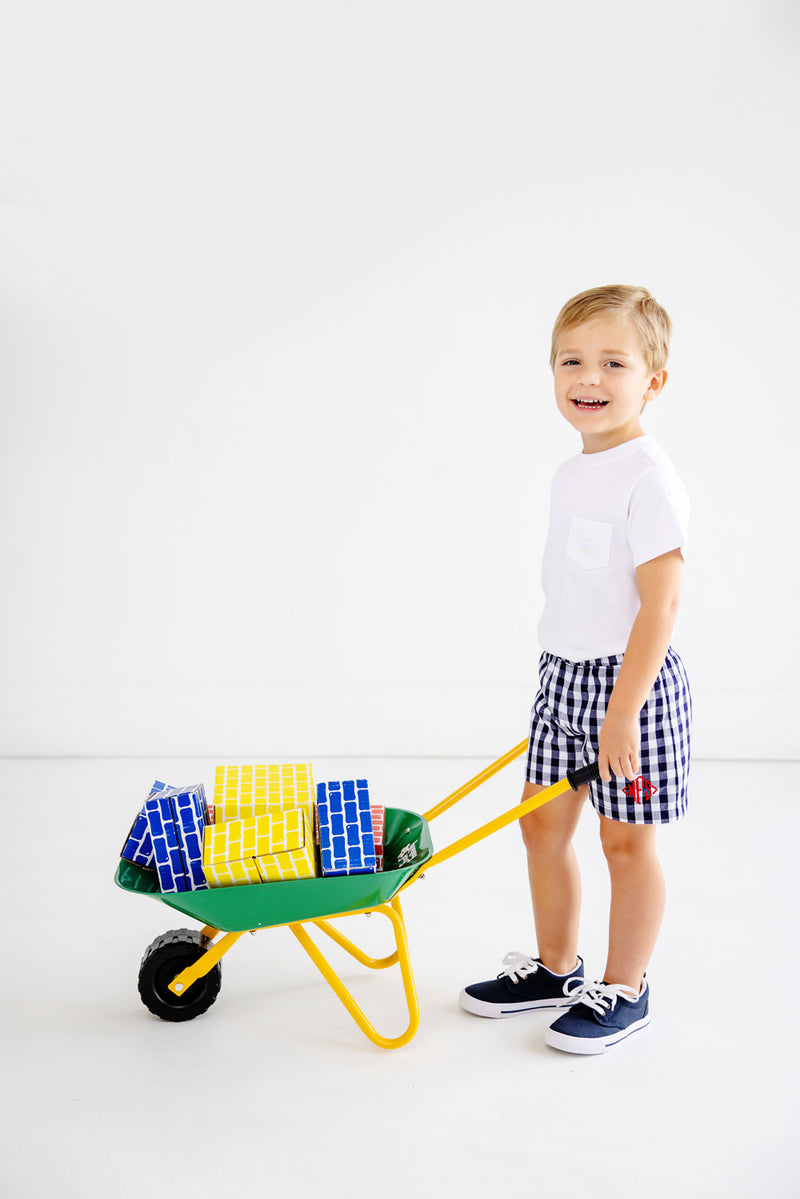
[1,0,798,759]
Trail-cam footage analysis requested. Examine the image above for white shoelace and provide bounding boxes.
[563,978,640,1014]
[498,952,541,983]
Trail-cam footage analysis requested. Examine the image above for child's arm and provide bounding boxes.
[598,548,684,782]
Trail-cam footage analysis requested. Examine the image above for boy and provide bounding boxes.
[459,285,691,1054]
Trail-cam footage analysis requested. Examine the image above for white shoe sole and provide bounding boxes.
[459,989,580,1019]
[545,1014,652,1054]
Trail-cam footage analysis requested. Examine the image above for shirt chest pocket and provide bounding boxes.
[566,515,614,570]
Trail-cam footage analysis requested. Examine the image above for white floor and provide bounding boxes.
[1,757,797,1198]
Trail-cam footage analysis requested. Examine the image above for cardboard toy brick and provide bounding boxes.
[120,780,169,869]
[143,784,210,894]
[317,779,376,877]
[202,856,263,888]
[213,763,315,823]
[314,798,383,868]
[255,808,317,883]
[203,817,264,887]
[171,786,210,891]
[370,805,385,872]
[144,795,189,893]
[202,808,318,887]
[313,798,384,870]
[121,810,155,869]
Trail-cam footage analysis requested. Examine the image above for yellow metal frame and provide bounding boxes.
[289,898,419,1049]
[167,739,574,1048]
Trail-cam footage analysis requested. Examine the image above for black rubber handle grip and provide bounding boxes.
[567,762,600,791]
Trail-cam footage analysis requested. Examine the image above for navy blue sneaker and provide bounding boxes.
[545,978,651,1053]
[459,952,584,1018]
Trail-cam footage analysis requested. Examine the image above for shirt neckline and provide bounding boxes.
[576,435,653,463]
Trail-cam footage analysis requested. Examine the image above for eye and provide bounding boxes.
[606,360,625,369]
[561,358,580,366]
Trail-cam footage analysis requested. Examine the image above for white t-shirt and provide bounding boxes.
[537,435,689,662]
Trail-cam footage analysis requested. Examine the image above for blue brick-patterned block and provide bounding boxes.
[120,780,169,868]
[317,779,376,877]
[171,785,209,890]
[142,784,210,893]
[144,794,187,892]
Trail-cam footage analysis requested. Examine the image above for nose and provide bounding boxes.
[578,367,601,386]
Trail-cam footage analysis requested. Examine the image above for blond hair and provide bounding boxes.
[550,285,672,374]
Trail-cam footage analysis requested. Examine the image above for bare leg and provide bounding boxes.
[599,815,665,993]
[519,782,588,976]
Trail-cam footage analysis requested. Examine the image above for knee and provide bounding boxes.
[600,821,655,869]
[519,810,573,862]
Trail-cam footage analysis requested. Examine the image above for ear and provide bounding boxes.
[640,369,667,414]
[646,369,668,399]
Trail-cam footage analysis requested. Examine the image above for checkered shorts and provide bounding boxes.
[526,648,692,824]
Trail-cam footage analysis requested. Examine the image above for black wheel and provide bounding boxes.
[138,928,222,1022]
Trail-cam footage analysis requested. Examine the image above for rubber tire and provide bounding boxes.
[138,928,222,1022]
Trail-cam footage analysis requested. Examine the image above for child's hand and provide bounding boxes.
[598,712,640,782]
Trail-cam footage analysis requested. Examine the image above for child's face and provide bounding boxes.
[552,316,667,453]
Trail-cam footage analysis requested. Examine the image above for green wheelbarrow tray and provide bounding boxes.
[116,747,598,1048]
[114,806,433,931]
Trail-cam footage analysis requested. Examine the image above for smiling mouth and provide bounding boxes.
[571,398,609,410]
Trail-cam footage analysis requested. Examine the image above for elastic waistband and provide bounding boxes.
[540,651,624,668]
[540,646,681,670]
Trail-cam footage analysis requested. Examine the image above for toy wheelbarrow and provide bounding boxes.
[114,742,599,1048]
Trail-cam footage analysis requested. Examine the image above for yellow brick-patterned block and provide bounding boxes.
[255,809,317,883]
[213,763,315,822]
[207,815,276,860]
[203,857,262,887]
[202,817,267,888]
[202,809,318,887]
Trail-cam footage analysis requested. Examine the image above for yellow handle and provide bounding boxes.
[422,738,529,822]
[402,736,580,888]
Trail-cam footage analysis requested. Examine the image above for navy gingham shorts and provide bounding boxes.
[526,648,692,824]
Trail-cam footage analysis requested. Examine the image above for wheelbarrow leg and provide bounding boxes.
[288,897,420,1049]
[309,915,399,970]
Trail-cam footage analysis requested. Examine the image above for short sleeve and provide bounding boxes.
[627,465,690,567]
